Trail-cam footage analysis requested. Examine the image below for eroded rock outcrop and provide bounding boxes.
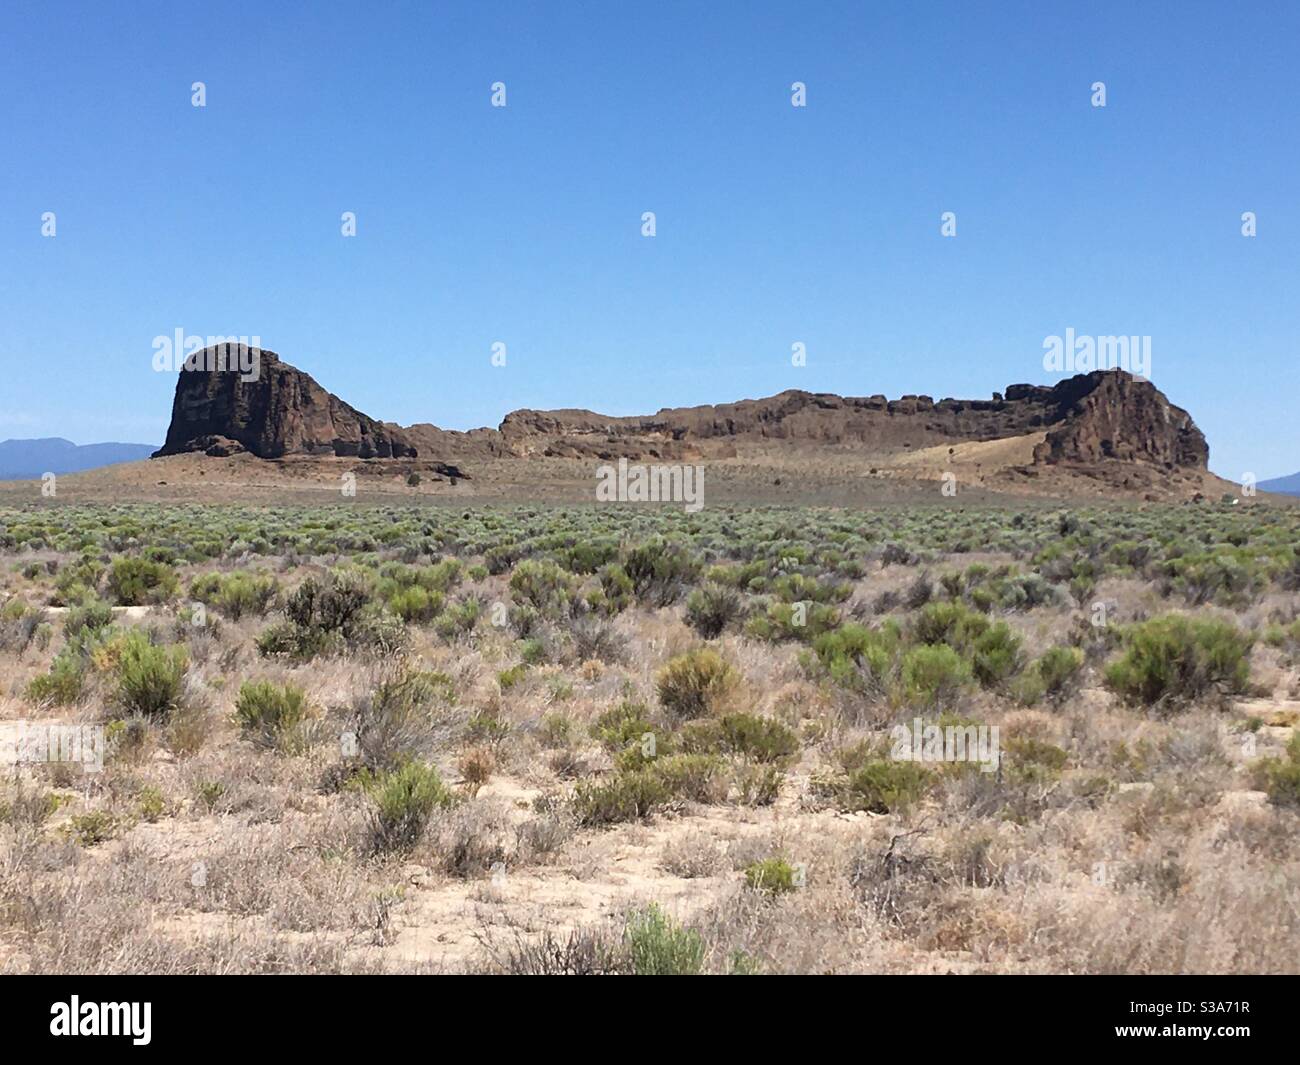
[1031,371,1207,469]
[154,349,1208,483]
[498,370,1208,471]
[154,346,419,459]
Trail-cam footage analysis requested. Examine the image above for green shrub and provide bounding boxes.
[573,769,670,825]
[1003,737,1069,784]
[1011,668,1045,706]
[591,700,658,752]
[519,638,547,665]
[972,570,1058,612]
[466,708,511,747]
[771,573,850,604]
[744,600,841,643]
[847,759,932,812]
[728,951,764,975]
[656,648,741,721]
[434,597,483,639]
[900,643,971,707]
[187,574,220,601]
[255,619,338,660]
[595,564,634,615]
[67,810,117,847]
[498,663,528,690]
[62,600,114,638]
[539,712,575,747]
[649,753,728,803]
[624,904,704,975]
[911,600,1029,690]
[190,572,278,619]
[26,652,86,706]
[53,558,105,606]
[1258,735,1300,808]
[969,622,1023,688]
[194,780,225,809]
[910,601,989,648]
[136,786,166,822]
[1035,646,1085,697]
[368,762,453,853]
[679,712,799,765]
[744,857,800,896]
[388,584,443,623]
[1104,614,1253,707]
[375,559,461,596]
[508,602,541,637]
[733,763,784,806]
[115,631,188,718]
[509,559,579,617]
[235,680,310,749]
[1164,551,1261,607]
[553,540,618,574]
[827,749,932,813]
[106,557,178,605]
[809,622,899,692]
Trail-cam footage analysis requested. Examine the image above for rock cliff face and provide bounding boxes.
[154,347,419,459]
[1031,371,1207,469]
[498,370,1208,470]
[154,348,1208,478]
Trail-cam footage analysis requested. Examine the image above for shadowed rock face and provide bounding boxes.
[154,347,419,459]
[154,348,1208,476]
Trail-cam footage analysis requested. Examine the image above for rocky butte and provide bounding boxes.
[154,344,1212,496]
[155,347,419,460]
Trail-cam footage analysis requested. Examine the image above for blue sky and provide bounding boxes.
[1,0,1296,478]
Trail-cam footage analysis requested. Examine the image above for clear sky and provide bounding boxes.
[1,0,1296,479]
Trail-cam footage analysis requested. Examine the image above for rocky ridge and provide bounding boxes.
[154,346,1211,494]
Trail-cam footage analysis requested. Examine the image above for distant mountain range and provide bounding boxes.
[0,438,158,481]
[1259,472,1300,496]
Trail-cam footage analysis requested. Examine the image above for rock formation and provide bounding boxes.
[496,371,1208,471]
[154,347,1209,482]
[154,346,419,459]
[1030,371,1207,469]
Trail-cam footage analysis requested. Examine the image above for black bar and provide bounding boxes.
[1,975,1293,1051]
